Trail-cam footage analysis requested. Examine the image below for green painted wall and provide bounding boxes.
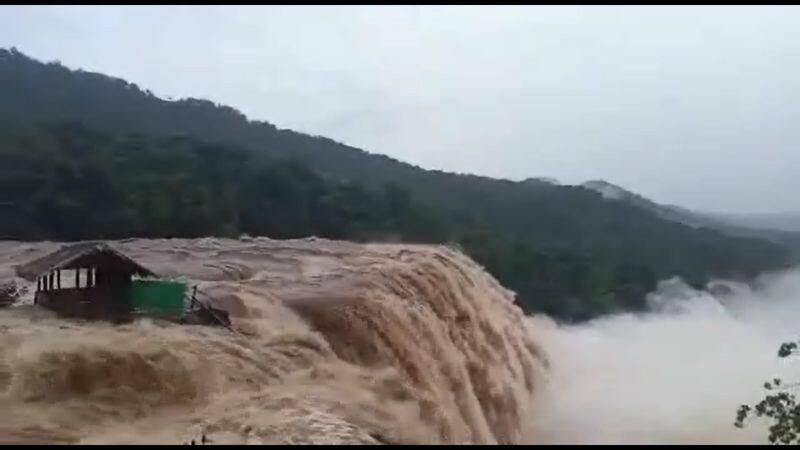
[129,280,187,317]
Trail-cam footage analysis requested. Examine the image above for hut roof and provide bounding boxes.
[14,242,157,282]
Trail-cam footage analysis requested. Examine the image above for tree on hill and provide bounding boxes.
[0,48,794,321]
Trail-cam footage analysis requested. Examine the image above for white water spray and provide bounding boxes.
[525,270,800,444]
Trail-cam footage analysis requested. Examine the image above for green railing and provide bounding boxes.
[129,279,187,318]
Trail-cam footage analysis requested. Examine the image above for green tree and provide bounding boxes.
[735,341,800,444]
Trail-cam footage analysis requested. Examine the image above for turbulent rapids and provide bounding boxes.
[0,237,549,445]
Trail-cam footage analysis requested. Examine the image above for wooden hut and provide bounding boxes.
[15,242,157,321]
[15,242,232,328]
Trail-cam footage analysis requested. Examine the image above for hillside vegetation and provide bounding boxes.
[0,47,791,321]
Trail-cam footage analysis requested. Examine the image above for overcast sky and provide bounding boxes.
[2,5,799,213]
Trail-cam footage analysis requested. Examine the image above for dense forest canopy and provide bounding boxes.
[0,47,792,321]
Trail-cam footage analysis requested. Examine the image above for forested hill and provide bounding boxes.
[0,47,792,321]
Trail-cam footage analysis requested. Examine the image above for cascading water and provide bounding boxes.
[0,238,548,444]
[1,237,796,444]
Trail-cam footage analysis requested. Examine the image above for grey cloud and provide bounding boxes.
[2,5,800,213]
